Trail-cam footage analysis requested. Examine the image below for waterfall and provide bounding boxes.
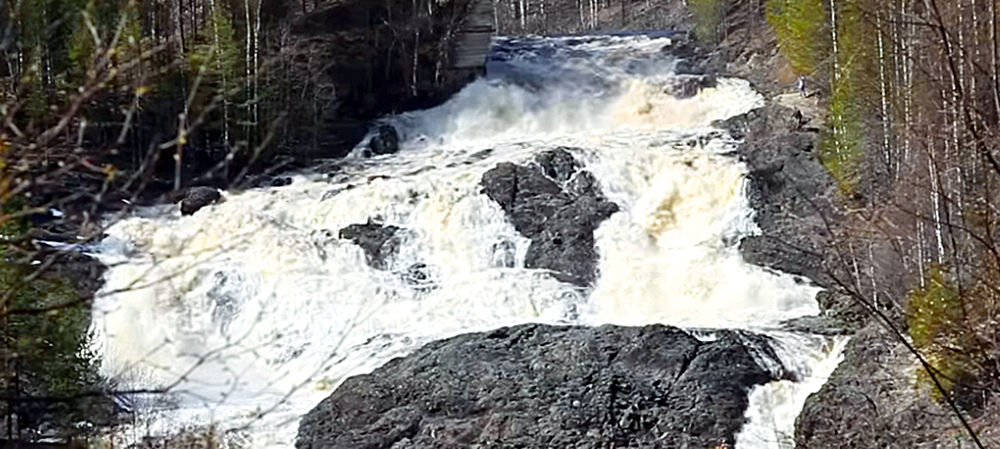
[92,33,844,449]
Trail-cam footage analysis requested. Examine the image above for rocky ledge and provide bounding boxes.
[297,323,792,449]
[714,104,834,289]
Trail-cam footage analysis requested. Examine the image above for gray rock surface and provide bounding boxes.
[794,323,994,449]
[715,106,837,292]
[297,323,793,449]
[718,104,871,332]
[178,186,222,215]
[663,74,717,98]
[481,148,619,286]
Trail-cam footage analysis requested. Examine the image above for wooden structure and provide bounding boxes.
[452,0,496,69]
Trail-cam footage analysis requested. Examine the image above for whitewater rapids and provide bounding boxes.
[92,34,844,449]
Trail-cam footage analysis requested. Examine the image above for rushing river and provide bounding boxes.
[92,34,845,449]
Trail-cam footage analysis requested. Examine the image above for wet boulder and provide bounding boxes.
[338,220,402,270]
[179,187,222,215]
[297,323,792,449]
[481,148,618,286]
[369,125,401,155]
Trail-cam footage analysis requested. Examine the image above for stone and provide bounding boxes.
[481,148,618,286]
[179,187,222,216]
[662,74,717,99]
[715,105,838,289]
[338,220,403,270]
[370,125,401,155]
[297,323,792,449]
[795,323,974,449]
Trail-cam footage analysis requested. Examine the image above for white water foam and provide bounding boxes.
[92,34,843,449]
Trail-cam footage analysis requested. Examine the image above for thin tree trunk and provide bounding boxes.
[830,0,840,83]
[932,54,947,265]
[917,219,927,288]
[992,0,1000,119]
[902,0,912,172]
[493,0,500,33]
[412,28,419,96]
[210,0,230,151]
[254,0,261,145]
[241,0,253,180]
[869,239,879,309]
[192,0,198,41]
[519,0,526,31]
[877,9,891,178]
[178,0,186,53]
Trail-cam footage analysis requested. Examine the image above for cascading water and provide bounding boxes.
[92,33,845,449]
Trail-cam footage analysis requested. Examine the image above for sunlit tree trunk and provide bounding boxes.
[493,0,500,32]
[210,0,230,151]
[877,9,892,178]
[254,0,260,146]
[932,54,947,265]
[245,0,252,153]
[540,0,546,34]
[992,0,1000,119]
[901,0,912,175]
[830,0,840,83]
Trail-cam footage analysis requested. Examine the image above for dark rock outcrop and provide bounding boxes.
[793,323,989,449]
[481,148,619,286]
[297,323,792,449]
[369,125,401,155]
[718,104,871,333]
[178,187,222,216]
[715,106,835,287]
[663,74,717,99]
[338,220,402,270]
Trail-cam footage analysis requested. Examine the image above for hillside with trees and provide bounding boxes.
[728,0,1000,446]
[2,0,1000,447]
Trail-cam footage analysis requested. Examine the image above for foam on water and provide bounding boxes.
[92,34,843,449]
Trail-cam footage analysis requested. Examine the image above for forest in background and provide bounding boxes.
[1,0,1000,445]
[0,0,489,442]
[0,0,277,440]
